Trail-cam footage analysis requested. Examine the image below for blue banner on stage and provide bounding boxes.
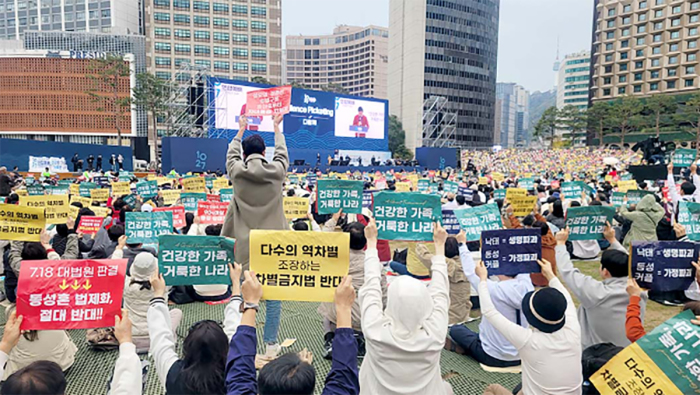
[442,210,461,235]
[481,228,542,276]
[631,241,698,292]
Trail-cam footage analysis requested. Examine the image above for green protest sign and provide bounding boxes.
[79,182,97,197]
[125,211,173,244]
[565,206,615,241]
[57,180,74,187]
[619,173,633,181]
[219,188,234,203]
[611,192,625,207]
[135,180,158,200]
[677,200,700,241]
[444,181,459,194]
[494,189,506,200]
[672,148,696,167]
[158,235,234,286]
[27,185,45,196]
[181,192,207,212]
[519,177,534,190]
[205,177,216,190]
[46,185,69,195]
[373,192,442,241]
[561,181,592,200]
[626,189,655,206]
[316,180,363,214]
[453,203,503,242]
[417,179,429,192]
[122,194,137,208]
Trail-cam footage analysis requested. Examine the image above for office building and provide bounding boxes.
[389,0,500,151]
[495,83,529,148]
[557,50,591,110]
[0,0,140,40]
[591,0,700,102]
[285,25,389,99]
[143,0,283,84]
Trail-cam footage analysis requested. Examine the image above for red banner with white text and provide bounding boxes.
[197,201,228,224]
[154,206,186,229]
[245,86,292,116]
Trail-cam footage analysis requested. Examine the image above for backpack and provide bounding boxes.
[581,343,623,395]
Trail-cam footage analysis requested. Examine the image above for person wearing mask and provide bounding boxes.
[359,220,453,395]
[221,113,287,358]
[620,194,664,249]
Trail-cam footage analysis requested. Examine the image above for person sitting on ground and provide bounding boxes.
[359,220,453,395]
[546,199,566,230]
[87,224,124,259]
[446,231,533,368]
[184,223,231,302]
[480,256,582,395]
[226,271,360,395]
[558,225,645,349]
[620,194,664,249]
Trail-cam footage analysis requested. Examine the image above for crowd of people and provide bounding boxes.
[0,115,699,395]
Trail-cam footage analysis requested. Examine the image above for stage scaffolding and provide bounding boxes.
[420,96,458,148]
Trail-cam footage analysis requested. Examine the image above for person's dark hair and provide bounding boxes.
[6,193,20,205]
[292,221,309,231]
[570,201,582,208]
[258,353,316,395]
[1,361,66,395]
[182,212,195,235]
[78,208,95,217]
[181,320,228,395]
[119,206,132,224]
[55,224,69,238]
[108,225,124,242]
[113,198,127,212]
[681,181,696,196]
[552,200,564,218]
[357,106,363,112]
[204,224,222,236]
[683,301,700,316]
[22,243,48,261]
[638,181,647,190]
[590,200,602,206]
[70,202,83,209]
[445,237,459,259]
[286,189,296,197]
[242,134,265,157]
[345,222,366,250]
[532,221,550,236]
[522,215,536,227]
[600,250,628,277]
[495,198,504,212]
[455,195,466,205]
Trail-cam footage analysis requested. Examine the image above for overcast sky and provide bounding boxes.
[282,0,593,93]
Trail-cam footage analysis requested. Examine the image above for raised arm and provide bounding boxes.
[358,219,388,338]
[667,162,681,208]
[111,310,143,395]
[147,274,179,391]
[457,231,480,290]
[272,114,290,174]
[225,271,261,395]
[423,223,450,339]
[226,116,247,177]
[223,263,243,341]
[555,229,606,308]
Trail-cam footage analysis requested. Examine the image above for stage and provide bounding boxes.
[288,165,423,173]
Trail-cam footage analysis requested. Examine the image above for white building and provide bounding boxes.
[556,50,591,111]
[495,83,530,148]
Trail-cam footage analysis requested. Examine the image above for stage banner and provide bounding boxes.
[158,235,233,286]
[77,216,103,234]
[284,197,309,219]
[19,195,69,225]
[79,182,97,198]
[677,200,700,241]
[617,180,638,193]
[182,177,206,193]
[566,206,615,241]
[631,241,698,292]
[510,196,537,217]
[519,177,535,190]
[249,230,349,302]
[154,206,186,229]
[16,259,127,330]
[611,192,625,208]
[135,180,158,200]
[591,309,700,395]
[90,188,109,203]
[246,85,292,116]
[561,181,592,200]
[626,190,655,206]
[373,192,442,241]
[316,180,363,215]
[672,148,696,167]
[0,204,45,241]
[481,228,542,276]
[125,211,173,244]
[28,156,68,173]
[441,210,461,235]
[197,201,228,225]
[219,188,234,203]
[161,190,181,206]
[110,181,131,198]
[444,181,459,194]
[494,189,506,200]
[181,193,207,212]
[453,203,503,242]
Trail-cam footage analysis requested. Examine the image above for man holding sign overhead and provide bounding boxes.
[221,108,287,358]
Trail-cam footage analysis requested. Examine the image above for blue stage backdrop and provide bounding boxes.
[162,137,228,174]
[0,139,133,172]
[207,78,389,152]
[415,147,458,170]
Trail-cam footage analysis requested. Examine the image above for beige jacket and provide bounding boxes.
[221,132,289,269]
[3,330,77,379]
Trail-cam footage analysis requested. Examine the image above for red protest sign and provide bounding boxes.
[16,259,127,330]
[197,201,228,224]
[77,216,103,234]
[206,193,220,202]
[245,86,292,116]
[154,206,186,229]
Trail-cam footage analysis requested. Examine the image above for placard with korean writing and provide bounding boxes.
[219,188,234,203]
[79,182,97,198]
[611,192,625,208]
[27,185,44,196]
[316,179,363,215]
[362,190,377,210]
[161,190,181,206]
[16,259,127,330]
[453,203,503,242]
[561,181,589,200]
[626,190,655,206]
[395,182,411,192]
[677,200,700,241]
[457,185,474,201]
[249,230,349,302]
[135,180,158,200]
[617,180,638,193]
[672,148,697,167]
[181,192,207,212]
[110,181,131,197]
[91,206,111,218]
[90,188,109,203]
[481,228,542,276]
[505,188,527,200]
[417,179,429,192]
[442,210,461,235]
[212,178,229,191]
[246,85,292,116]
[284,197,309,219]
[510,196,537,217]
[78,216,103,234]
[47,185,69,196]
[0,204,45,242]
[494,189,506,200]
[444,181,459,194]
[20,195,70,225]
[158,235,233,286]
[373,192,441,241]
[519,178,534,190]
[154,206,186,229]
[182,177,206,193]
[591,310,700,395]
[631,241,698,292]
[125,211,173,244]
[565,206,615,241]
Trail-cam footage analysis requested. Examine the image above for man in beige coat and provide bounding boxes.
[221,112,287,355]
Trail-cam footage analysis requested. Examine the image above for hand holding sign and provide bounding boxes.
[0,312,23,355]
[475,260,488,282]
[537,259,555,282]
[150,272,166,299]
[626,278,643,298]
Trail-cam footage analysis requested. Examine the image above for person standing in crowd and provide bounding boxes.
[221,112,287,360]
[0,167,15,197]
[117,154,124,170]
[619,194,664,249]
[71,153,80,172]
[96,155,103,171]
[110,154,117,172]
[87,155,95,171]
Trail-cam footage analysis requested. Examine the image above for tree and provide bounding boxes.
[533,106,558,147]
[86,54,131,146]
[557,105,587,146]
[682,93,700,159]
[132,72,175,163]
[388,115,412,160]
[644,94,677,137]
[251,76,272,85]
[609,95,643,144]
[587,101,612,146]
[321,83,348,94]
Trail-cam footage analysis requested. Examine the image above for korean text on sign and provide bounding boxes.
[181,193,207,212]
[158,235,233,286]
[565,206,615,241]
[182,177,206,193]
[509,196,537,217]
[197,201,228,224]
[246,85,292,116]
[481,228,542,276]
[78,216,103,234]
[453,203,503,242]
[125,211,173,244]
[250,230,349,302]
[0,203,45,242]
[677,200,700,241]
[631,241,698,292]
[19,195,69,225]
[316,179,364,215]
[372,192,442,242]
[154,206,186,229]
[284,197,309,219]
[441,210,461,235]
[16,259,127,330]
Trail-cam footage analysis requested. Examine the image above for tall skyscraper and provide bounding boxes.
[388,0,500,151]
[590,0,700,103]
[285,25,389,99]
[143,0,283,84]
[495,83,530,148]
[556,50,591,110]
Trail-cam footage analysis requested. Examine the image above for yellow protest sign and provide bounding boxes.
[617,180,637,193]
[283,197,309,219]
[111,181,130,197]
[505,188,528,200]
[91,206,111,218]
[19,195,70,225]
[492,172,504,182]
[212,178,230,191]
[155,176,173,186]
[407,174,419,188]
[0,203,46,242]
[182,177,206,193]
[478,177,488,185]
[69,205,79,220]
[250,230,350,302]
[70,195,92,207]
[15,189,28,197]
[510,196,537,217]
[605,175,613,182]
[162,190,181,206]
[90,188,109,202]
[395,182,411,192]
[69,184,79,196]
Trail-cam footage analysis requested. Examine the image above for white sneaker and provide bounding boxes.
[265,343,281,359]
